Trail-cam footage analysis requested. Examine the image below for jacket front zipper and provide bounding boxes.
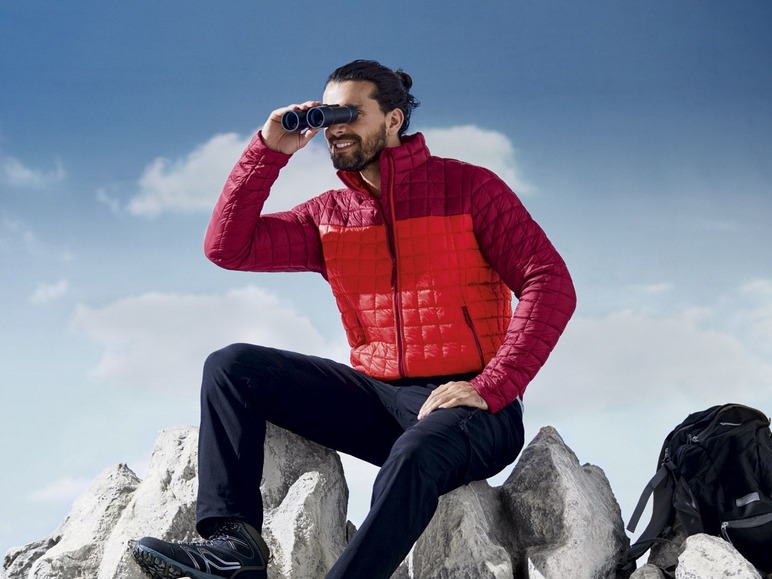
[384,153,406,378]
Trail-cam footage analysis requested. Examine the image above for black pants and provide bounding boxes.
[196,343,525,579]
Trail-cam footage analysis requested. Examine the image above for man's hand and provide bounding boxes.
[417,380,489,420]
[261,101,323,155]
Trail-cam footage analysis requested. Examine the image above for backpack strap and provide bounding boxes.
[628,463,671,533]
[625,462,676,563]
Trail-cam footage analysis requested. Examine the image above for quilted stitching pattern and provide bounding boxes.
[205,132,576,413]
[320,215,509,380]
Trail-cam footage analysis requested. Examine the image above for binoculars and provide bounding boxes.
[281,105,359,132]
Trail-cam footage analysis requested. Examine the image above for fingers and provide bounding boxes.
[417,381,488,420]
[267,101,322,125]
[417,383,464,420]
[261,101,322,154]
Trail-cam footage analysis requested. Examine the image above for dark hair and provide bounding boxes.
[327,60,420,136]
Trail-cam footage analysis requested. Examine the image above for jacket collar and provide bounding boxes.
[335,133,430,194]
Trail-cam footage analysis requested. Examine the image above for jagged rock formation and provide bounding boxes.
[3,424,346,579]
[4,426,196,579]
[3,464,142,579]
[629,534,763,579]
[504,426,629,577]
[407,426,628,578]
[3,424,764,578]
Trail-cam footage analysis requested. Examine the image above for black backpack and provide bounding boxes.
[624,403,772,573]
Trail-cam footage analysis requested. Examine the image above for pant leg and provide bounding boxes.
[326,395,525,579]
[196,343,404,535]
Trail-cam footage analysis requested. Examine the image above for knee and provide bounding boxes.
[204,343,253,371]
[201,343,270,396]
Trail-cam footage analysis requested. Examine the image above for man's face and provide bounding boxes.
[322,80,398,172]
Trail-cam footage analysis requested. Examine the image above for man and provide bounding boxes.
[132,59,576,579]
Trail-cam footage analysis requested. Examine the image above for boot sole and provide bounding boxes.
[132,543,191,578]
[131,542,266,579]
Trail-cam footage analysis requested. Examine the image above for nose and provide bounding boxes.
[326,122,348,139]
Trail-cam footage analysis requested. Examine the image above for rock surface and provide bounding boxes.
[629,563,666,579]
[502,426,629,578]
[4,424,763,578]
[3,424,346,579]
[4,463,140,579]
[409,480,513,578]
[675,534,761,579]
[97,426,199,579]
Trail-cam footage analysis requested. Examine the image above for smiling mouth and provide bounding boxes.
[331,137,358,152]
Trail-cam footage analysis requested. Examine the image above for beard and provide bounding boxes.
[329,125,387,172]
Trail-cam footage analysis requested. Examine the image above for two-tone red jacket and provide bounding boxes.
[204,132,576,413]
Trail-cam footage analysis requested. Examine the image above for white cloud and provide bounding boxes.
[526,306,772,416]
[420,125,534,195]
[127,131,341,217]
[126,124,530,217]
[128,132,249,217]
[26,476,91,504]
[70,285,349,393]
[30,279,69,305]
[1,154,65,189]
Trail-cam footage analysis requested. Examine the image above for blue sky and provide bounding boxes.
[2,0,771,558]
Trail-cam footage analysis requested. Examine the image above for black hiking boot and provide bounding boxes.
[131,520,270,579]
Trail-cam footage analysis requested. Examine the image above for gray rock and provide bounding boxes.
[98,426,200,579]
[262,464,348,578]
[261,422,345,510]
[501,426,629,578]
[404,425,630,578]
[3,537,58,579]
[410,480,513,578]
[4,463,140,579]
[260,423,349,578]
[676,534,761,579]
[630,563,667,579]
[647,515,688,571]
[3,424,347,579]
[8,422,751,579]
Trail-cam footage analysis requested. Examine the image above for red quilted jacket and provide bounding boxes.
[205,132,576,413]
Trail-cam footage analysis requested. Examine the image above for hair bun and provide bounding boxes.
[396,70,413,92]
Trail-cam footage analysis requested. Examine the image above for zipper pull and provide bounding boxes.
[720,521,732,543]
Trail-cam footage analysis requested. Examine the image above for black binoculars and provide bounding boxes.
[281,105,358,132]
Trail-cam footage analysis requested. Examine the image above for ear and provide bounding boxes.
[386,108,405,138]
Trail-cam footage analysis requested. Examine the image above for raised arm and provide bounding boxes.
[204,102,328,274]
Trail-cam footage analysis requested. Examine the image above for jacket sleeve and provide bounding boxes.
[204,132,326,275]
[468,170,577,413]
